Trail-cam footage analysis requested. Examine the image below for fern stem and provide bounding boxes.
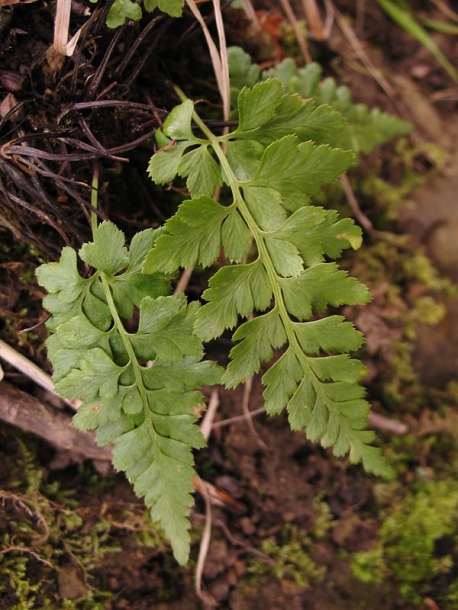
[100,273,149,407]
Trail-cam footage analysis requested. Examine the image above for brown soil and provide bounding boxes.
[1,1,458,609]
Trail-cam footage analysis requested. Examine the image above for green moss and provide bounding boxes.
[312,496,335,539]
[402,252,454,293]
[0,428,172,609]
[354,136,442,223]
[377,340,424,412]
[1,554,42,609]
[405,295,446,337]
[247,523,326,588]
[350,546,385,584]
[351,480,458,604]
[351,235,450,414]
[351,238,410,287]
[245,495,336,588]
[359,172,419,223]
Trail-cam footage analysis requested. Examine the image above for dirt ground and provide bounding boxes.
[1,0,458,609]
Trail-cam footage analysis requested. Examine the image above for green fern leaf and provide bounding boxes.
[269,207,363,266]
[243,185,286,231]
[244,137,354,212]
[221,208,252,262]
[111,420,198,566]
[80,221,129,275]
[143,197,229,272]
[143,0,184,17]
[236,79,284,132]
[106,0,142,28]
[262,349,304,414]
[227,46,260,110]
[292,316,365,354]
[36,247,86,305]
[178,146,222,198]
[255,99,347,146]
[131,296,203,362]
[55,347,126,401]
[104,0,183,29]
[264,57,412,154]
[265,237,304,277]
[235,86,347,145]
[148,141,193,184]
[331,106,413,154]
[195,261,273,341]
[37,223,223,564]
[225,140,264,181]
[228,48,412,154]
[223,310,287,386]
[279,263,371,320]
[164,99,195,140]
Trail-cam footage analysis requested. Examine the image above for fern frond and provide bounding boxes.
[36,222,222,564]
[228,47,413,154]
[145,81,395,479]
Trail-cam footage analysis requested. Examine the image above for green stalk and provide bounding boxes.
[91,163,100,237]
[100,273,149,409]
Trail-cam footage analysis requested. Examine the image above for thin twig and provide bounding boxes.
[301,0,329,41]
[194,476,218,608]
[356,0,365,33]
[212,407,265,429]
[0,187,68,243]
[0,490,50,544]
[0,339,76,410]
[241,377,268,449]
[279,0,312,63]
[239,0,261,32]
[0,546,54,568]
[215,518,276,564]
[0,383,109,463]
[330,0,407,116]
[33,158,103,226]
[200,389,220,441]
[173,267,195,295]
[77,115,127,161]
[368,411,408,435]
[4,127,158,160]
[185,0,224,103]
[19,315,50,335]
[114,16,164,78]
[212,0,230,120]
[0,161,73,242]
[430,0,458,22]
[85,25,125,100]
[57,100,157,122]
[339,173,389,239]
